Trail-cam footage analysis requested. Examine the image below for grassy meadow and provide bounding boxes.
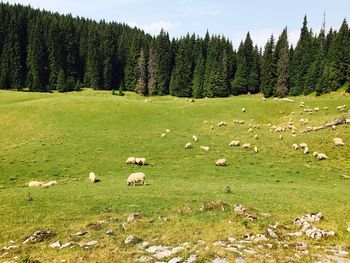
[0,89,349,262]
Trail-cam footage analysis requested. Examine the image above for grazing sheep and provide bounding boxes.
[314,107,319,112]
[263,97,266,101]
[165,129,171,133]
[217,121,227,127]
[248,128,253,132]
[127,172,146,186]
[323,106,328,110]
[28,181,44,187]
[304,147,309,154]
[89,172,97,183]
[279,134,283,140]
[254,134,259,140]
[316,153,328,160]
[239,120,245,124]
[135,158,146,165]
[299,143,308,149]
[313,151,319,157]
[242,143,251,149]
[333,137,345,146]
[346,118,350,124]
[292,143,299,150]
[161,133,167,138]
[332,125,336,130]
[291,111,295,115]
[185,143,193,149]
[215,159,227,166]
[125,157,136,164]
[254,146,258,153]
[192,135,198,142]
[336,105,347,112]
[200,146,210,151]
[241,107,246,112]
[229,140,240,147]
[210,125,214,130]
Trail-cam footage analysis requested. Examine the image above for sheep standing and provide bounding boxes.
[254,146,258,153]
[242,143,251,149]
[215,159,227,166]
[217,121,227,127]
[165,129,171,133]
[292,144,299,150]
[89,172,97,183]
[313,152,328,160]
[200,146,210,151]
[254,134,259,140]
[135,158,146,165]
[229,140,240,147]
[333,138,344,146]
[241,107,246,113]
[299,143,308,149]
[125,157,136,164]
[161,133,167,138]
[303,147,309,154]
[185,143,193,149]
[192,135,198,142]
[127,172,146,186]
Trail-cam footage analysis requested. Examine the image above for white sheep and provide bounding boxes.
[215,159,227,166]
[323,106,328,110]
[254,134,259,140]
[28,181,44,187]
[299,143,308,149]
[332,125,336,130]
[314,107,319,112]
[229,140,240,147]
[242,143,251,149]
[248,128,253,132]
[127,172,146,186]
[161,133,167,138]
[185,143,193,149]
[217,121,227,127]
[239,120,245,124]
[346,118,350,124]
[135,158,146,165]
[304,147,309,154]
[316,153,328,160]
[210,125,214,130]
[279,134,283,140]
[89,172,97,183]
[313,151,319,157]
[192,135,198,142]
[333,137,344,146]
[125,157,136,164]
[200,146,210,151]
[254,146,258,153]
[241,107,246,112]
[292,143,299,150]
[165,129,171,133]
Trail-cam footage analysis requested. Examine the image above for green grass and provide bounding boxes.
[0,89,349,262]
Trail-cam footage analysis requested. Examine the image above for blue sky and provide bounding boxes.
[4,0,350,48]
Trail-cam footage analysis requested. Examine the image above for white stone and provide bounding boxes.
[168,257,182,263]
[49,241,61,249]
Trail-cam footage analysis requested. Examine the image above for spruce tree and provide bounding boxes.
[136,48,148,95]
[155,29,172,95]
[261,35,276,97]
[275,28,289,97]
[85,26,102,89]
[192,45,205,98]
[56,69,66,92]
[147,46,157,95]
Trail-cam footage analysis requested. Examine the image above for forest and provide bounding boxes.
[1,2,350,97]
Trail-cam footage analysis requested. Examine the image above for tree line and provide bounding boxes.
[1,3,350,97]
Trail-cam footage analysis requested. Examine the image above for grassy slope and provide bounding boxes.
[0,89,349,262]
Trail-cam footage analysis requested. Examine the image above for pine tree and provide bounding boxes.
[275,28,289,97]
[155,29,172,95]
[124,35,141,91]
[48,19,62,89]
[248,45,260,94]
[261,35,276,97]
[85,26,102,89]
[192,45,205,98]
[136,48,148,95]
[147,46,157,95]
[27,18,49,91]
[56,69,66,92]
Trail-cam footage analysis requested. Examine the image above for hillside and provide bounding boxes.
[0,90,349,262]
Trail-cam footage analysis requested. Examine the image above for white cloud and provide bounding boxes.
[128,20,182,35]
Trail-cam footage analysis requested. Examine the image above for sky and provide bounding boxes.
[3,0,350,48]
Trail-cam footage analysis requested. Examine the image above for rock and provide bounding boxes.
[137,241,150,249]
[243,248,257,255]
[83,240,98,248]
[146,245,169,254]
[168,257,182,263]
[106,230,114,235]
[28,181,45,187]
[267,228,278,239]
[293,212,323,226]
[23,230,53,244]
[295,242,308,250]
[213,241,226,247]
[73,231,87,237]
[60,242,77,249]
[154,246,184,260]
[233,204,246,214]
[199,200,229,212]
[184,254,197,263]
[127,213,141,222]
[305,227,335,240]
[324,250,349,257]
[326,255,350,263]
[235,258,245,263]
[212,258,229,263]
[137,256,154,262]
[48,241,61,249]
[42,181,57,187]
[227,237,236,243]
[124,235,140,245]
[1,245,18,251]
[287,232,303,237]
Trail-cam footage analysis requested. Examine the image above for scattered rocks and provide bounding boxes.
[293,212,323,226]
[146,245,169,254]
[137,241,150,250]
[81,240,98,249]
[233,204,246,214]
[124,235,141,245]
[48,241,61,249]
[295,242,308,250]
[1,245,18,251]
[168,257,182,263]
[106,230,114,235]
[137,256,154,262]
[127,213,141,223]
[60,242,77,250]
[212,257,229,263]
[23,230,53,244]
[305,227,335,240]
[324,249,349,257]
[267,228,278,239]
[73,231,87,237]
[199,200,229,212]
[184,254,197,263]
